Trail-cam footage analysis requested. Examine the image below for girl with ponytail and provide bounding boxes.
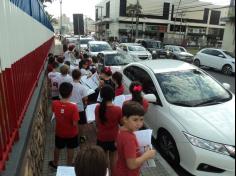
[95,85,122,176]
[129,81,149,112]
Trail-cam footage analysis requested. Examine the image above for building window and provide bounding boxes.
[106,2,110,18]
[96,9,98,21]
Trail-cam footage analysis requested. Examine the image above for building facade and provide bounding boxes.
[222,0,235,54]
[95,0,228,46]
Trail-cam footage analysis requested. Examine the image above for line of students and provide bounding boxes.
[47,51,156,176]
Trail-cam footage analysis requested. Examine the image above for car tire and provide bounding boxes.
[157,130,180,165]
[222,65,233,75]
[193,59,201,67]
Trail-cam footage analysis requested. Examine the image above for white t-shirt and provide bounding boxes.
[58,74,73,86]
[70,82,88,112]
[48,71,61,97]
[80,68,92,76]
[64,51,75,63]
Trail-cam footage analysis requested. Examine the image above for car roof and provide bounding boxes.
[127,59,196,74]
[120,43,141,46]
[201,48,226,52]
[100,51,118,55]
[88,41,109,45]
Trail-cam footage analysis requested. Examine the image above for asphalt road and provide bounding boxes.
[158,68,235,176]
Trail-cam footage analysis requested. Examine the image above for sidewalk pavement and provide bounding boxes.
[41,39,177,176]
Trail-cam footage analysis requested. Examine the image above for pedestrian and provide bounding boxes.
[70,69,89,144]
[115,101,156,176]
[99,67,115,89]
[74,145,108,176]
[95,85,123,176]
[48,62,60,100]
[64,44,76,63]
[49,82,80,169]
[79,59,93,77]
[112,72,124,96]
[129,81,149,112]
[58,64,73,86]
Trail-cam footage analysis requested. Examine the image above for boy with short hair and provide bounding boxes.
[115,101,156,176]
[49,82,80,169]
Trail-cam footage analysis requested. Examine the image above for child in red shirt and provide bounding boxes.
[116,101,156,176]
[49,82,80,169]
[95,85,122,176]
[129,81,149,112]
[112,72,125,96]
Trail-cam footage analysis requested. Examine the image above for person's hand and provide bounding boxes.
[144,146,156,159]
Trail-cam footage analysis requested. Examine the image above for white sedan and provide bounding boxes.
[194,48,235,75]
[122,59,235,176]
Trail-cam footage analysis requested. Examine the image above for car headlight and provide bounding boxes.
[184,132,235,157]
[152,50,157,54]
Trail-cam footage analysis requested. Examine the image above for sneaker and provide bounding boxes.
[80,136,87,144]
[48,161,57,169]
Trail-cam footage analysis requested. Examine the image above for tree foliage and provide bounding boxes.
[126,1,142,16]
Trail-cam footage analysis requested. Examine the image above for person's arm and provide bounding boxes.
[126,149,156,170]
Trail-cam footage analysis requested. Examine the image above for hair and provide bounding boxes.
[48,53,53,58]
[122,101,145,118]
[112,72,123,87]
[129,81,143,105]
[64,61,71,66]
[92,56,98,64]
[101,67,112,77]
[59,82,73,99]
[99,85,115,123]
[68,44,75,51]
[75,145,107,176]
[52,61,59,69]
[79,59,89,69]
[60,64,70,75]
[83,53,89,59]
[48,56,55,64]
[72,69,82,80]
[57,56,64,64]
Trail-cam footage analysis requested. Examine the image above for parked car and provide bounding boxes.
[117,43,152,60]
[136,39,166,59]
[77,37,94,51]
[164,45,194,63]
[96,51,140,73]
[122,59,235,176]
[87,41,113,57]
[194,48,235,75]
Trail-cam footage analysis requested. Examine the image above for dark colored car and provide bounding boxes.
[136,39,167,59]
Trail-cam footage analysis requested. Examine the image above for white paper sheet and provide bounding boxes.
[91,72,99,86]
[56,166,75,176]
[85,103,98,123]
[81,76,98,90]
[113,95,126,108]
[83,84,95,96]
[51,113,55,123]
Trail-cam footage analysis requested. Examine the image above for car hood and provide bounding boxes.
[169,98,235,145]
[90,50,113,56]
[130,51,151,56]
[179,52,193,57]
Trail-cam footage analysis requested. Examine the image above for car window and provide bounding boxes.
[90,44,112,52]
[128,46,146,51]
[211,50,225,58]
[223,51,235,58]
[104,53,139,66]
[179,47,187,52]
[201,49,212,55]
[156,69,232,107]
[124,66,158,96]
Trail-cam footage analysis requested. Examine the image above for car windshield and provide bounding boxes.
[156,69,232,107]
[223,51,235,58]
[104,53,140,66]
[128,46,146,51]
[146,41,161,49]
[90,44,112,52]
[80,39,93,45]
[67,38,78,43]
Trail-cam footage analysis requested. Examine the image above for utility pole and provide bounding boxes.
[59,0,62,39]
[96,6,104,40]
[131,9,135,42]
[135,0,140,40]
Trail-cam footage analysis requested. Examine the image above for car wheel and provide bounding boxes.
[193,59,201,67]
[222,65,233,75]
[157,130,180,165]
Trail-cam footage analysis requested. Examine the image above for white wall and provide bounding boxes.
[0,0,54,71]
[222,22,235,53]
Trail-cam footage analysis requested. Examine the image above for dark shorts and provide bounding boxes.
[97,140,117,152]
[55,135,79,149]
[79,111,87,125]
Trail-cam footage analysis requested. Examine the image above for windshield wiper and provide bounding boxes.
[194,97,231,107]
[171,102,193,107]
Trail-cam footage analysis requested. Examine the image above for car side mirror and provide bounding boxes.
[144,94,157,103]
[222,83,231,90]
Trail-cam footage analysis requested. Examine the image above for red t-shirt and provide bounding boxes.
[95,105,122,141]
[116,130,141,176]
[115,85,125,96]
[52,100,80,138]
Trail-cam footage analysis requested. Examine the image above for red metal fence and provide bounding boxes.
[0,38,54,171]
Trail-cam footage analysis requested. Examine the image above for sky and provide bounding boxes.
[44,0,231,22]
